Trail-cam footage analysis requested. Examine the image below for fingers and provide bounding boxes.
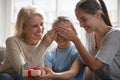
[41,29,57,47]
[55,24,77,41]
[45,29,57,43]
[47,29,57,39]
[43,67,49,72]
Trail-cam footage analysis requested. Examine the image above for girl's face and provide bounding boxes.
[23,14,44,43]
[53,23,70,49]
[75,9,99,33]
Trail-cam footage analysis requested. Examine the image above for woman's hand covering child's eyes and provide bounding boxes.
[41,29,57,47]
[54,24,77,41]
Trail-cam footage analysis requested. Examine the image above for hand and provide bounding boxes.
[41,29,57,47]
[55,22,78,41]
[42,67,56,79]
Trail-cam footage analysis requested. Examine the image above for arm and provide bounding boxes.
[43,60,83,79]
[73,31,120,71]
[6,37,47,73]
[56,26,103,71]
[25,29,57,68]
[73,37,103,71]
[6,37,26,73]
[6,29,57,73]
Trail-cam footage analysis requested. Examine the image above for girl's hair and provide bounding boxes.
[75,0,112,26]
[14,5,45,37]
[52,16,77,34]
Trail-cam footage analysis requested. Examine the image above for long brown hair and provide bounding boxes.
[75,0,112,26]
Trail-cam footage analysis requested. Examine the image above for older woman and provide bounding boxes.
[0,5,56,80]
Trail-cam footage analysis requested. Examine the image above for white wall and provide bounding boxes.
[0,0,120,47]
[118,0,120,26]
[0,0,5,46]
[0,0,14,47]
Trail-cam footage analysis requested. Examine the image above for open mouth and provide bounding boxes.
[35,33,42,36]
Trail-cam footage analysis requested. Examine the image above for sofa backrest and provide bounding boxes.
[0,47,5,63]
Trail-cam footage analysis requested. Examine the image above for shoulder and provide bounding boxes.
[106,27,120,38]
[47,47,56,53]
[110,27,120,33]
[6,36,20,42]
[45,47,57,56]
[70,44,78,53]
[6,36,22,45]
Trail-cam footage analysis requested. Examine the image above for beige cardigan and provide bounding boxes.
[0,36,47,77]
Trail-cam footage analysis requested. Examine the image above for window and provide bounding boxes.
[104,0,118,26]
[12,0,80,29]
[12,0,119,32]
[0,0,119,46]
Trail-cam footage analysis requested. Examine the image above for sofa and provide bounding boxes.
[0,46,5,64]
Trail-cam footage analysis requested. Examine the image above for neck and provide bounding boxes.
[95,25,111,49]
[58,43,71,50]
[95,25,111,37]
[23,37,39,45]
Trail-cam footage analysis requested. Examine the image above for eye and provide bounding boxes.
[33,25,38,28]
[80,18,87,22]
[79,16,88,23]
[40,22,44,27]
[32,23,44,28]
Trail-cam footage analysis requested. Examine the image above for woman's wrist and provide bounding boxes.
[72,36,80,44]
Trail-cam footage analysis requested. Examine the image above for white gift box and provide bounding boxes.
[22,67,45,77]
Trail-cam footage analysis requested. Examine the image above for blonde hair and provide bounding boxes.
[14,5,45,37]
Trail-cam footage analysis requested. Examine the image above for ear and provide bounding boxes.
[95,10,101,19]
[22,24,26,33]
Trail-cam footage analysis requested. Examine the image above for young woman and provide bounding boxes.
[55,0,120,80]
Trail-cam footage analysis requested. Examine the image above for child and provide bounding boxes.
[43,16,85,80]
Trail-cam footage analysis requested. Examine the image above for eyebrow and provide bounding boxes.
[80,16,86,20]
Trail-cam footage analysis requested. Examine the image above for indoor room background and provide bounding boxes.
[0,0,120,47]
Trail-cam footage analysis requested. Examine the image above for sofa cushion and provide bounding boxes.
[0,47,5,63]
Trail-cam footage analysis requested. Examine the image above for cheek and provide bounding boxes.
[89,21,97,28]
[23,28,31,35]
[86,19,94,27]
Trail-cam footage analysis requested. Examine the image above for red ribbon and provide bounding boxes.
[27,67,44,77]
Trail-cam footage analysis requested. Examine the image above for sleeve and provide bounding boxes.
[44,50,53,67]
[24,42,47,69]
[6,37,47,73]
[6,37,26,73]
[96,31,120,64]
